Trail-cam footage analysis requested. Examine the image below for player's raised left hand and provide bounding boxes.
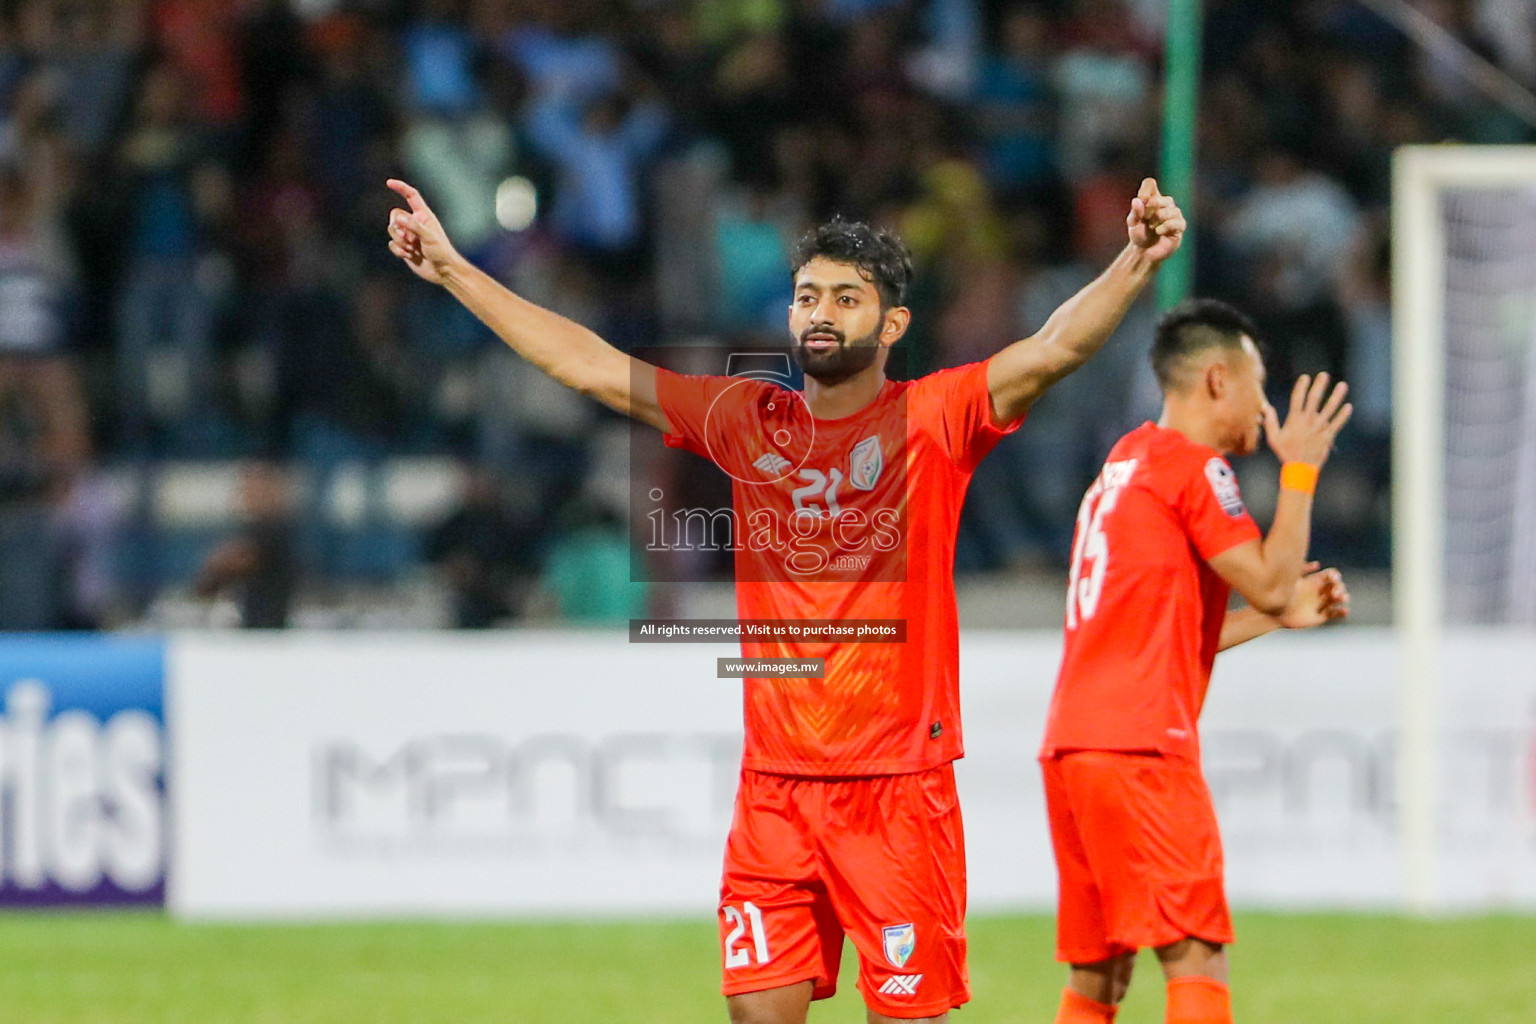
[1127,177,1186,264]
[1277,561,1350,629]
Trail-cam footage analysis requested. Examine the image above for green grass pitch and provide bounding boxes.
[2,911,1532,1023]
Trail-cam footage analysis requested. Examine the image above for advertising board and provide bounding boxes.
[168,629,1536,917]
[0,636,166,906]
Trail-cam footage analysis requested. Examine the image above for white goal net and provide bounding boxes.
[1392,145,1536,909]
[1440,182,1536,624]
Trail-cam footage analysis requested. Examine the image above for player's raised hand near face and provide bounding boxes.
[1127,177,1186,264]
[386,179,462,286]
[1277,562,1350,629]
[1263,371,1353,467]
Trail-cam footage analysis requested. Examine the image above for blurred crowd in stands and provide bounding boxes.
[0,0,1532,627]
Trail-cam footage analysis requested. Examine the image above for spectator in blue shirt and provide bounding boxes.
[525,86,668,273]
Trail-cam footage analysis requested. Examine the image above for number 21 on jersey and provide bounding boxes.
[1065,459,1138,629]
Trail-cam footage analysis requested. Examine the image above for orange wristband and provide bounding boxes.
[1280,462,1319,494]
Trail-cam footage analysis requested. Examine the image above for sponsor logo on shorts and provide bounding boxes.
[882,922,916,968]
[878,974,923,996]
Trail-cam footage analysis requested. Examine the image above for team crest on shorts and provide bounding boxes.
[882,923,916,968]
[849,435,884,491]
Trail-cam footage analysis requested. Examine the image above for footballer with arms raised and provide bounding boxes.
[1040,299,1352,1024]
[386,175,1184,1023]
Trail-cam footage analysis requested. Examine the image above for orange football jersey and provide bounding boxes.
[1041,422,1262,761]
[655,360,1018,775]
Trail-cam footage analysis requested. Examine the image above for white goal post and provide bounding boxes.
[1392,144,1536,911]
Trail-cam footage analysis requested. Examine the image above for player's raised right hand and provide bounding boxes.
[386,179,461,286]
[1262,371,1352,467]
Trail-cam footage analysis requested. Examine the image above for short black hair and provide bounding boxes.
[790,217,913,309]
[1152,298,1261,392]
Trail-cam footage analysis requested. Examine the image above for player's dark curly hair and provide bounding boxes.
[1152,298,1262,392]
[791,218,913,309]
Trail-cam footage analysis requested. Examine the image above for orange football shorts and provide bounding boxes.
[717,764,969,1019]
[1041,749,1233,963]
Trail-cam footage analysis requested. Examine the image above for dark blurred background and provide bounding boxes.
[0,0,1529,629]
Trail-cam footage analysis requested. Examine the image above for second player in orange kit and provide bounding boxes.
[1041,299,1353,1024]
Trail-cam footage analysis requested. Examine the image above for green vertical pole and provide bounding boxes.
[1157,0,1202,311]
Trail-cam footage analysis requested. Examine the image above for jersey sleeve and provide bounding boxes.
[653,367,756,469]
[910,360,1023,472]
[1177,453,1263,561]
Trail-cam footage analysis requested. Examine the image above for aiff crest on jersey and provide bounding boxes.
[849,435,884,491]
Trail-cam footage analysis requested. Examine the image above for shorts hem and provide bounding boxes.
[1056,943,1134,964]
[1142,925,1234,949]
[1146,881,1234,949]
[1058,922,1234,962]
[722,971,832,1001]
[1114,927,1235,951]
[864,992,970,1019]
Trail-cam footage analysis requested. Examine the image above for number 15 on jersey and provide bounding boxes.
[1065,459,1138,629]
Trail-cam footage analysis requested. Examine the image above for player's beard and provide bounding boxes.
[793,322,883,386]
